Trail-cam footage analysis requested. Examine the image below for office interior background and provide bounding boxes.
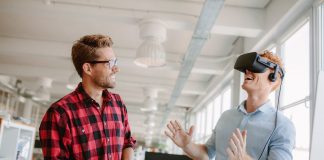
[0,0,323,159]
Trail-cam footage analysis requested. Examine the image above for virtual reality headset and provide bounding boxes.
[234,52,285,81]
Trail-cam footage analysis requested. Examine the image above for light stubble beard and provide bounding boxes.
[93,76,116,89]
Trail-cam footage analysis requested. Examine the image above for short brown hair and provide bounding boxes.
[71,34,113,77]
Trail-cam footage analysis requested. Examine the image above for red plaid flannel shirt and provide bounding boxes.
[39,83,136,160]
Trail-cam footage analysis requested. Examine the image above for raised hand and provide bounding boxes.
[226,128,252,160]
[164,120,194,148]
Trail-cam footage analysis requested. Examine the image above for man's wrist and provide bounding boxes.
[244,153,253,160]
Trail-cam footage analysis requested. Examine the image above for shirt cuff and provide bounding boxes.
[205,143,216,159]
[123,137,136,150]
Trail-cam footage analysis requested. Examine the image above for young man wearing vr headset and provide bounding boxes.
[165,51,296,160]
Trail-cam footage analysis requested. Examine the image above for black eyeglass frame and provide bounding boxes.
[86,58,118,69]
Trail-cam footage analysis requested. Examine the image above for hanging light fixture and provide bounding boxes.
[134,19,167,68]
[140,88,159,112]
[144,113,156,127]
[33,77,52,102]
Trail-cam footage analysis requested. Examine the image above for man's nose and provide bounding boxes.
[245,69,252,74]
[112,66,120,73]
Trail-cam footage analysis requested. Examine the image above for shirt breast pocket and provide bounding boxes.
[114,121,124,137]
[74,126,91,159]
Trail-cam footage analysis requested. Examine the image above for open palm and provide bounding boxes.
[165,120,195,148]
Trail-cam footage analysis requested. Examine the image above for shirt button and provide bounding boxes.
[107,138,110,142]
[109,154,112,158]
[104,122,107,125]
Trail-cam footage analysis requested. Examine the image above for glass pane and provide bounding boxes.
[282,102,310,160]
[321,3,324,70]
[282,22,310,106]
[270,47,277,54]
[201,108,206,137]
[206,102,213,135]
[196,111,202,140]
[213,96,221,128]
[222,88,232,112]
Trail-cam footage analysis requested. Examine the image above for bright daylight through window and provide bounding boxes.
[281,22,310,160]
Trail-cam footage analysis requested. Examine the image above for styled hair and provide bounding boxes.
[259,50,284,69]
[71,34,113,77]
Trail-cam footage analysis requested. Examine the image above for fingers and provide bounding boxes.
[174,120,183,130]
[226,147,235,159]
[165,120,184,138]
[229,139,238,155]
[235,128,244,147]
[170,120,181,131]
[188,125,195,136]
[167,123,176,135]
[164,130,173,139]
[164,130,178,144]
[231,133,242,154]
[228,128,248,159]
[242,130,247,144]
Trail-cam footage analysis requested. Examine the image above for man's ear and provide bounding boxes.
[82,63,92,76]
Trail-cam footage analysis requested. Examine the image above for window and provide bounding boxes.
[212,96,221,128]
[221,88,232,112]
[281,21,310,160]
[283,102,310,160]
[200,108,206,139]
[206,103,213,135]
[195,111,202,141]
[282,22,310,107]
[320,3,324,70]
[194,84,233,143]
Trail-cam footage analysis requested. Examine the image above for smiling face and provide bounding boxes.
[242,69,274,96]
[241,51,284,97]
[90,47,119,89]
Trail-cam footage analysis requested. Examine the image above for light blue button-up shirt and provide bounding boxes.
[205,101,296,160]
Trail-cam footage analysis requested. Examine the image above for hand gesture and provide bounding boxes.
[226,128,252,160]
[164,120,194,148]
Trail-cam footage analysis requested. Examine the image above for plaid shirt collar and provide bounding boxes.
[75,82,112,107]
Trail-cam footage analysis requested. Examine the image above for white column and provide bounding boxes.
[22,99,33,120]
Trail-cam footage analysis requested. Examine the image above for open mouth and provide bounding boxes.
[110,75,116,80]
[245,76,254,81]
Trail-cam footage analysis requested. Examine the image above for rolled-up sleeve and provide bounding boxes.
[121,104,136,149]
[205,128,217,159]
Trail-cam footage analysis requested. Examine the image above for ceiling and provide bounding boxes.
[0,0,304,145]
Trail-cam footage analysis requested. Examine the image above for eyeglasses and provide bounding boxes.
[87,58,118,69]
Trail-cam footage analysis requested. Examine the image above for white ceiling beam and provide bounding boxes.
[0,37,70,58]
[1,0,263,37]
[0,63,206,95]
[212,5,264,37]
[245,0,312,52]
[159,0,225,130]
[120,93,197,107]
[113,81,206,95]
[0,37,225,75]
[0,63,72,82]
[50,0,203,17]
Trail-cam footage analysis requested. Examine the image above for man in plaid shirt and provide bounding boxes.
[39,34,136,160]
